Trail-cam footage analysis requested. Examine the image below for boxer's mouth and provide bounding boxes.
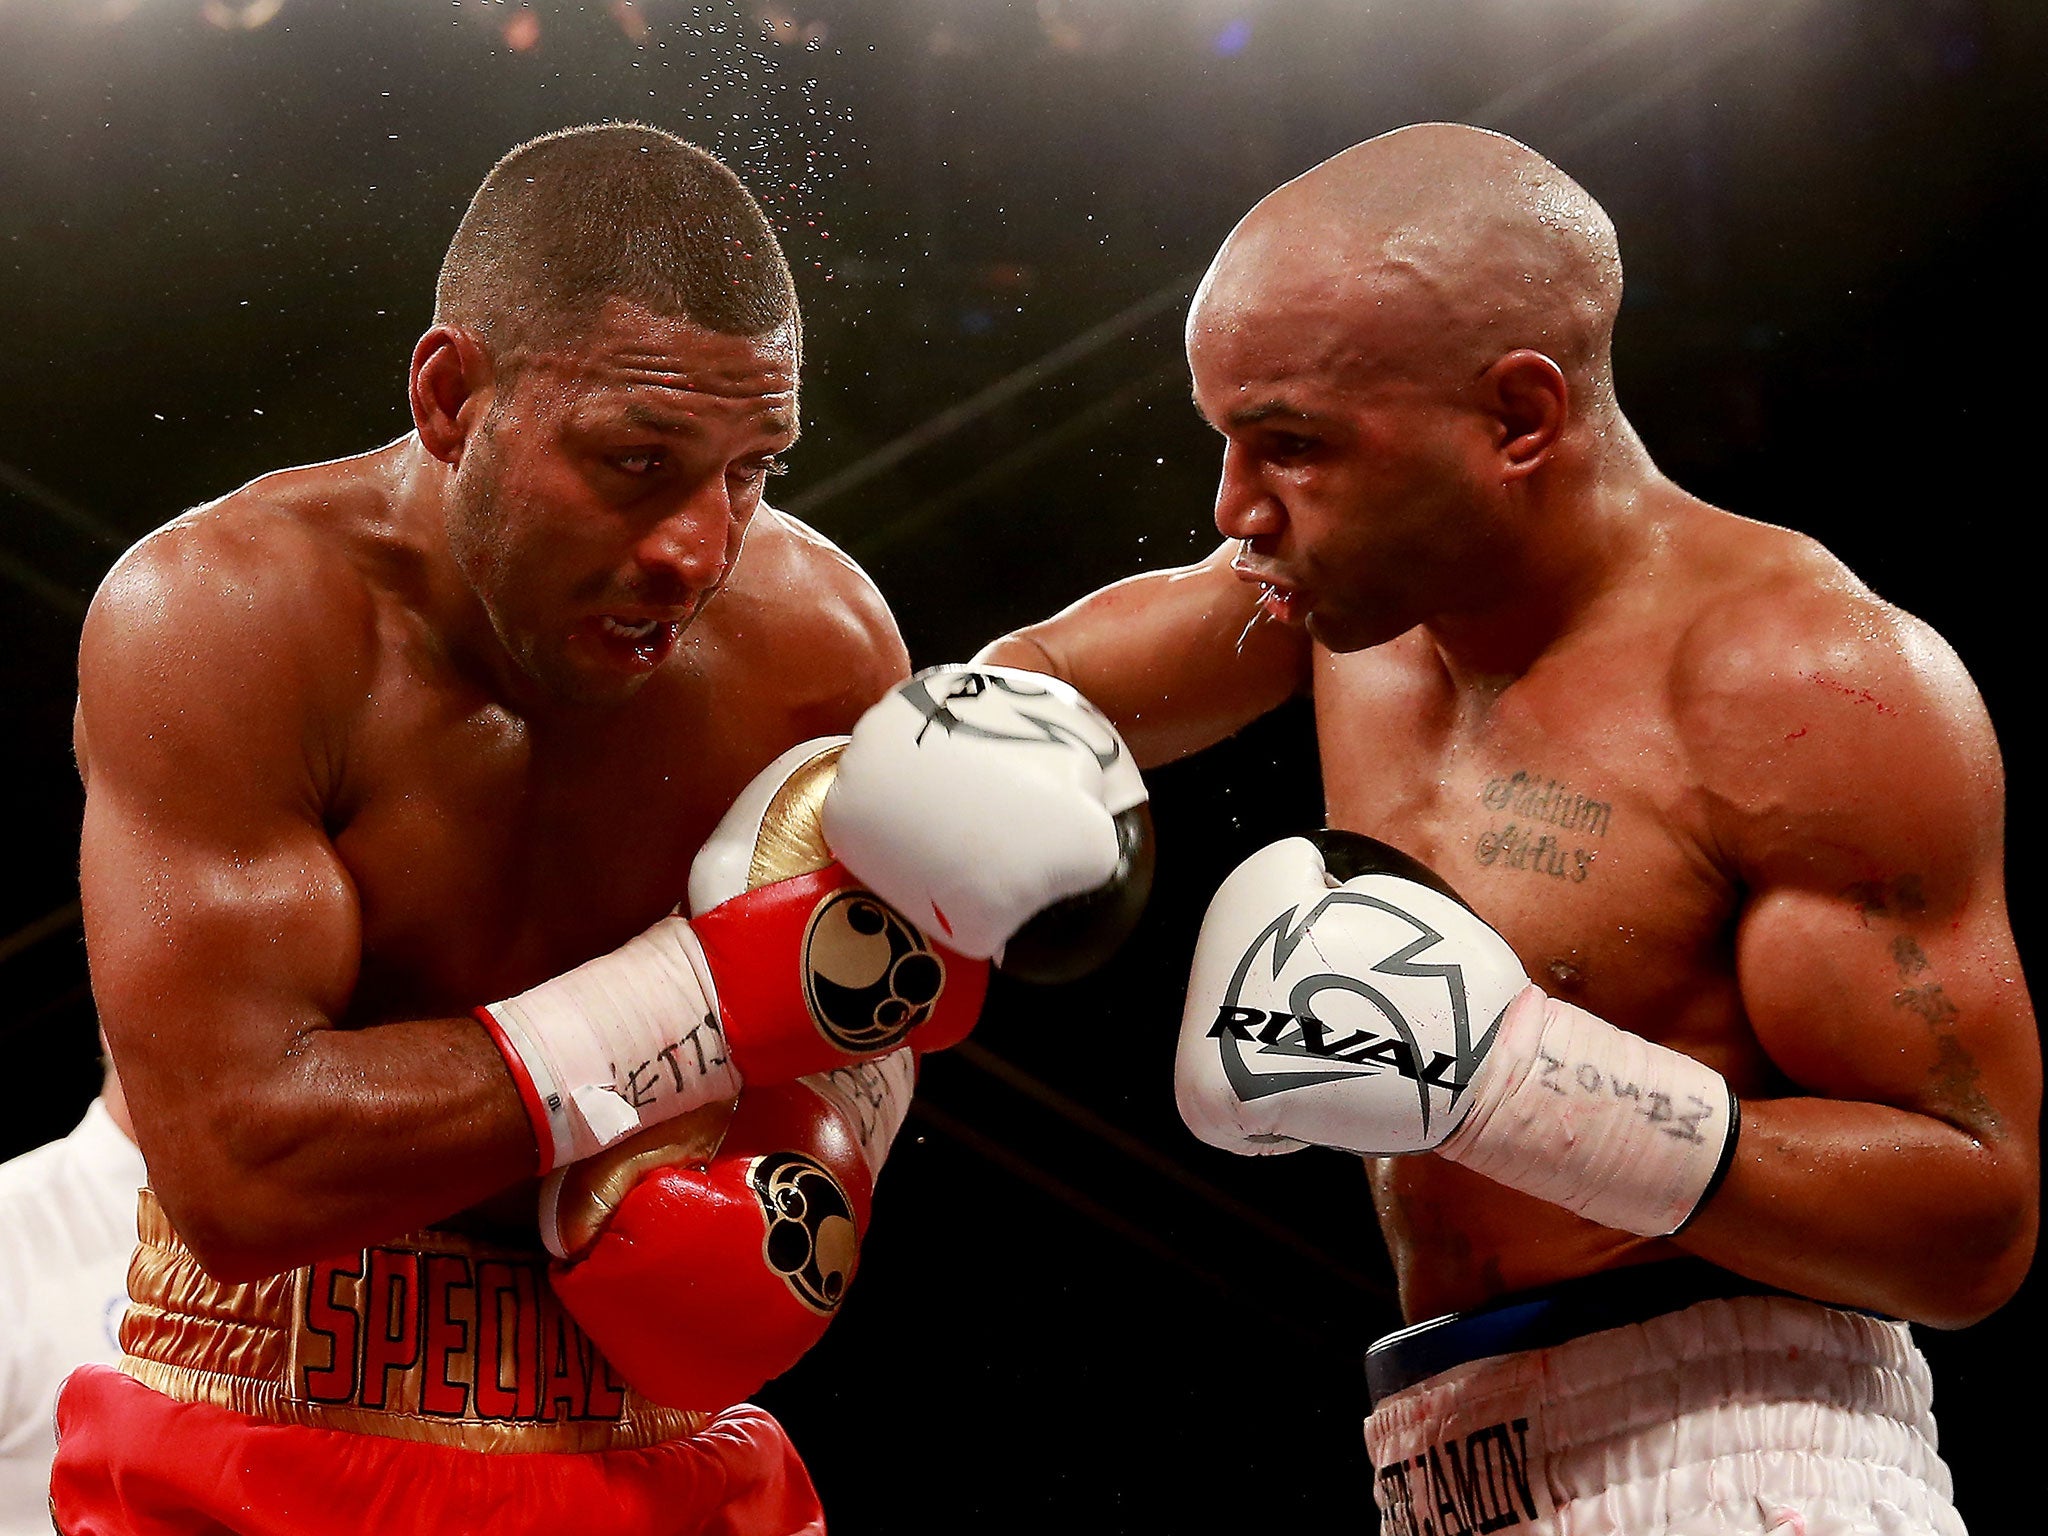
[1228,553,1306,626]
[589,611,685,670]
[1256,583,1305,624]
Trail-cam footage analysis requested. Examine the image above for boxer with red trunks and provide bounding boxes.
[978,123,2038,1532]
[54,123,1149,1535]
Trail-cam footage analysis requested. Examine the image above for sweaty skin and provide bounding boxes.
[76,300,910,1281]
[981,124,2038,1330]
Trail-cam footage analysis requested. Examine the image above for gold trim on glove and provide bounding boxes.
[747,742,841,888]
[547,1099,736,1261]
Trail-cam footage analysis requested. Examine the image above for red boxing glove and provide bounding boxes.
[541,1052,915,1412]
[689,859,985,1085]
[685,737,989,1083]
[479,739,986,1173]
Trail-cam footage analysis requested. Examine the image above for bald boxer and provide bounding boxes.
[980,123,2038,1534]
[53,124,1144,1536]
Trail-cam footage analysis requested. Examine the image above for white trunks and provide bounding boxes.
[1364,1264,1963,1536]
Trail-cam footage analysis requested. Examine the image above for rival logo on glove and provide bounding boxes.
[1209,890,1507,1139]
[802,889,946,1055]
[899,668,1127,774]
[749,1152,860,1315]
[1210,1006,1470,1087]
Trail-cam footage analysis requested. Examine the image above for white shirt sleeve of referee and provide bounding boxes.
[0,1101,146,1536]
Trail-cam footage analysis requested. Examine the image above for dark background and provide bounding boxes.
[1,1,2039,1531]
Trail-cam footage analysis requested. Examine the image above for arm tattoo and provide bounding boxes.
[1854,876,1999,1132]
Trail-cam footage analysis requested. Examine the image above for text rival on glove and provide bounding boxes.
[1206,1006,1473,1090]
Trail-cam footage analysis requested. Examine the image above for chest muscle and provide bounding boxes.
[1312,650,1738,1049]
[331,654,824,1019]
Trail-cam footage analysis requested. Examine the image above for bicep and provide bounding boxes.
[976,541,1311,767]
[1735,874,2036,1143]
[75,573,363,1165]
[1723,637,2038,1145]
[82,777,361,1075]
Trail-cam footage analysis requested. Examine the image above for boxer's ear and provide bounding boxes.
[1480,349,1568,481]
[409,324,493,465]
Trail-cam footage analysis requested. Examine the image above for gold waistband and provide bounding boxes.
[119,1189,710,1453]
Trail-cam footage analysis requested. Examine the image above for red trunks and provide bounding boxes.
[52,1365,824,1536]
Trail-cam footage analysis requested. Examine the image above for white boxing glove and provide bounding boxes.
[1176,832,1528,1157]
[820,665,1153,983]
[1176,831,1740,1237]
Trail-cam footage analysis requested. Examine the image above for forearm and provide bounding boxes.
[142,1014,537,1282]
[1674,1094,2037,1328]
[974,551,1308,769]
[975,631,1058,675]
[1443,993,2037,1326]
[987,626,1299,771]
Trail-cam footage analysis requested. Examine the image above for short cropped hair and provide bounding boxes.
[435,122,799,366]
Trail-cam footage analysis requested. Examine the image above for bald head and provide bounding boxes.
[1194,123,1623,406]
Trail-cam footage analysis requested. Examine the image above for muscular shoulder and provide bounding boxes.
[738,506,901,642]
[1666,515,2002,881]
[711,505,911,724]
[93,466,387,663]
[78,461,394,768]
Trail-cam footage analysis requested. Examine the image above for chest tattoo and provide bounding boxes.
[1471,769,1612,885]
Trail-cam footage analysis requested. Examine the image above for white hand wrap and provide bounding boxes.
[1442,986,1739,1236]
[479,916,740,1173]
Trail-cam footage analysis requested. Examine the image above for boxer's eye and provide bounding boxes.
[609,449,666,476]
[730,455,788,487]
[1262,432,1320,462]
